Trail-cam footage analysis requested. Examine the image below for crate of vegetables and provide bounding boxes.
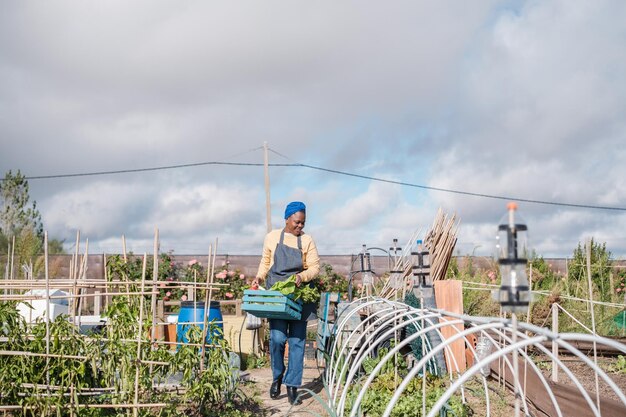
[242,290,303,320]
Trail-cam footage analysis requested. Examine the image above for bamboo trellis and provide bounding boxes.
[0,229,229,413]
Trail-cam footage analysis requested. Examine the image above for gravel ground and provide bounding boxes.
[243,365,328,416]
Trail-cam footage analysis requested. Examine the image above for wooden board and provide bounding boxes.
[492,354,626,417]
[434,280,467,372]
[223,315,256,354]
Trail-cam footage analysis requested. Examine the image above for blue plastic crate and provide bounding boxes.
[242,290,302,320]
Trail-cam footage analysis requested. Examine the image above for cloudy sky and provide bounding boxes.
[1,0,625,258]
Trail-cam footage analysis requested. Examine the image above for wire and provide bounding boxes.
[13,161,268,180]
[5,146,266,180]
[3,148,625,211]
[269,148,626,211]
[290,162,626,212]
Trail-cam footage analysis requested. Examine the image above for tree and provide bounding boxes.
[0,170,60,277]
[0,170,43,239]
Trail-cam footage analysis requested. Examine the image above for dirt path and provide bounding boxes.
[243,365,328,416]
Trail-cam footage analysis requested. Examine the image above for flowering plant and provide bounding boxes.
[213,265,248,301]
[313,263,348,294]
[155,255,209,303]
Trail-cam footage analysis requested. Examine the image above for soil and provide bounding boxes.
[536,356,626,403]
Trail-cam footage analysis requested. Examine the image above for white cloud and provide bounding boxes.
[2,0,626,258]
[42,181,154,239]
[40,178,265,254]
[323,180,402,230]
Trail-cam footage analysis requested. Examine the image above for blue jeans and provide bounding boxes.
[269,318,307,387]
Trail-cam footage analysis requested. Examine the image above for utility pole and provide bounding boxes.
[263,141,271,233]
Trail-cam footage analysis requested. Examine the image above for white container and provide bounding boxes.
[17,289,69,323]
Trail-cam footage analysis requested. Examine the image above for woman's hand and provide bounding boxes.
[251,277,262,289]
[295,274,302,287]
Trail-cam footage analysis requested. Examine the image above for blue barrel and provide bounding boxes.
[176,301,223,344]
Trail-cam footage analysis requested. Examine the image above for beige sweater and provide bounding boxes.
[256,229,320,283]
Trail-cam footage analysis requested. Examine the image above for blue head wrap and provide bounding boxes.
[284,201,306,219]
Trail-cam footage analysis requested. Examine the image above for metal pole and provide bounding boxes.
[263,141,272,233]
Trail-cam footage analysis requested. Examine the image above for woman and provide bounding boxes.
[251,201,320,405]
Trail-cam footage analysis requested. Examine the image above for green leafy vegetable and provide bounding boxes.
[270,275,321,303]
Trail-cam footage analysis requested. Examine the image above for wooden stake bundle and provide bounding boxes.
[379,208,459,300]
[426,208,459,281]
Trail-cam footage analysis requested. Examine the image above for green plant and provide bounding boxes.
[446,257,459,279]
[529,253,562,291]
[0,301,30,407]
[0,282,267,417]
[568,239,612,300]
[244,353,269,370]
[337,346,471,416]
[270,275,320,303]
[175,323,241,415]
[607,355,626,374]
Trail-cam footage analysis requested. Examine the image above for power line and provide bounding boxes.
[2,146,266,180]
[3,153,625,212]
[11,161,270,180]
[268,148,626,212]
[293,162,626,211]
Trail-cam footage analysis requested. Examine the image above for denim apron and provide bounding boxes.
[267,230,316,321]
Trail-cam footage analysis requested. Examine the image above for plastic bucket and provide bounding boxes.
[176,301,223,344]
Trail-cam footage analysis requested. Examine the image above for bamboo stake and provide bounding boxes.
[69,253,74,289]
[0,350,88,360]
[0,337,219,349]
[3,240,9,284]
[10,235,15,279]
[200,244,213,371]
[0,278,225,288]
[0,403,168,411]
[150,229,159,365]
[122,234,127,263]
[70,385,76,417]
[44,231,51,396]
[72,231,80,309]
[0,291,160,301]
[103,253,109,310]
[133,253,148,417]
[10,235,15,281]
[18,382,116,391]
[586,239,601,413]
[77,238,88,323]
